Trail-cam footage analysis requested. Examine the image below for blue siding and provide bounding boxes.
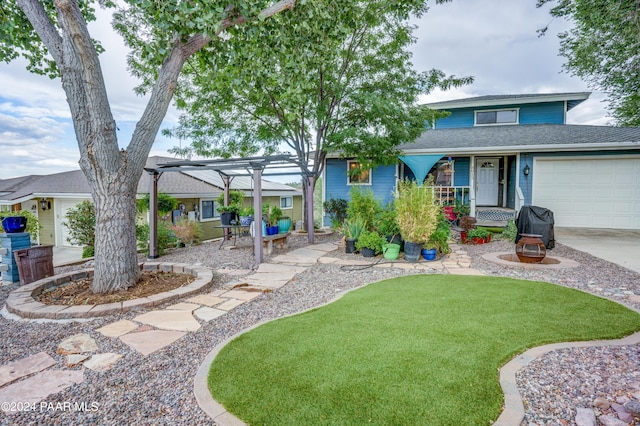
[435,101,566,128]
[453,157,470,186]
[324,159,397,225]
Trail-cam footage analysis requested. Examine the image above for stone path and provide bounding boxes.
[0,242,479,417]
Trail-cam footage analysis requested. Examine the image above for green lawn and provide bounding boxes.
[209,275,640,425]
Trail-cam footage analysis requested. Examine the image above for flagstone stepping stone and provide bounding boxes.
[95,319,139,338]
[216,268,252,276]
[193,307,227,322]
[165,302,201,311]
[66,354,89,367]
[222,289,262,301]
[119,330,186,356]
[83,353,123,372]
[133,310,201,332]
[0,352,56,387]
[209,289,228,297]
[243,277,290,290]
[186,294,226,307]
[216,299,246,311]
[255,262,307,275]
[57,333,98,355]
[0,370,84,414]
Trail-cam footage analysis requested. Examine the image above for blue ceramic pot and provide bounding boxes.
[1,216,27,233]
[422,248,437,261]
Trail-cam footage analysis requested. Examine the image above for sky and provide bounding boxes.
[0,0,609,181]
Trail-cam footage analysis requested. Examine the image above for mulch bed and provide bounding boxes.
[34,270,195,305]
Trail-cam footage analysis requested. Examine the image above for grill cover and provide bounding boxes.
[515,206,555,249]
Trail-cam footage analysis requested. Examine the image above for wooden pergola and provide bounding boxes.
[144,155,317,264]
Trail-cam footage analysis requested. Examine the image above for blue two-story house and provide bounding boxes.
[323,92,640,230]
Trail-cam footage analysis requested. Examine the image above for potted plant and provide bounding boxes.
[467,227,491,244]
[394,178,440,262]
[453,199,470,221]
[355,230,386,258]
[268,205,283,234]
[216,190,244,225]
[426,215,451,256]
[459,215,477,244]
[343,216,366,253]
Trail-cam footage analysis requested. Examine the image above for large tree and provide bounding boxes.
[538,0,640,126]
[0,0,296,292]
[166,0,472,227]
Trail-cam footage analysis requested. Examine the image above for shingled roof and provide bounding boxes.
[424,92,590,111]
[399,124,640,154]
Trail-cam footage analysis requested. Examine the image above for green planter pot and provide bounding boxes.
[382,243,400,260]
[277,217,292,233]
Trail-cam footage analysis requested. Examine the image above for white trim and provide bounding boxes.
[474,108,519,126]
[426,92,590,109]
[346,160,372,186]
[399,142,640,155]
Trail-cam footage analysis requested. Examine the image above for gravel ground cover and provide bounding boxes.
[1,234,639,425]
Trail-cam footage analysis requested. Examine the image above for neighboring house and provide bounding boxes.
[323,92,640,230]
[0,156,302,247]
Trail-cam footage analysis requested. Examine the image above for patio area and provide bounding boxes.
[1,233,640,425]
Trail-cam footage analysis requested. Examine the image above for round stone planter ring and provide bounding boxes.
[5,262,214,320]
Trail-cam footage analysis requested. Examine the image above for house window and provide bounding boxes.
[200,199,220,221]
[475,109,518,126]
[347,160,371,185]
[280,196,293,209]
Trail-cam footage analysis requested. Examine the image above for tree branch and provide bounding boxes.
[16,0,63,63]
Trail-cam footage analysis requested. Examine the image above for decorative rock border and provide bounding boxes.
[5,262,214,319]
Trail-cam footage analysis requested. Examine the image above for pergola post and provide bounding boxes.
[252,166,263,264]
[222,174,231,240]
[306,174,315,244]
[148,171,160,259]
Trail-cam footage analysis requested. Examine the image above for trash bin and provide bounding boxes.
[515,206,555,249]
[13,245,54,285]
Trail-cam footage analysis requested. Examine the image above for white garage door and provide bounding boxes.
[532,156,640,229]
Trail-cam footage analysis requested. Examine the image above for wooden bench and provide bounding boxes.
[262,232,290,255]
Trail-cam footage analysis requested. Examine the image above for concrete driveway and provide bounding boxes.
[554,227,640,274]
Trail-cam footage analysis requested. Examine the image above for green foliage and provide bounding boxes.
[216,190,244,214]
[500,219,518,242]
[136,221,176,256]
[209,275,640,425]
[346,188,381,231]
[0,210,41,242]
[171,218,203,247]
[427,213,451,255]
[467,228,490,239]
[63,201,96,258]
[82,246,95,258]
[167,0,472,187]
[137,193,179,217]
[355,230,386,254]
[376,203,400,237]
[538,0,640,125]
[239,206,254,217]
[394,177,440,243]
[269,205,283,227]
[343,216,366,240]
[323,198,348,229]
[453,199,470,219]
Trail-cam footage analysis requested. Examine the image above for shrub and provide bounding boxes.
[501,219,518,242]
[394,178,439,243]
[459,215,477,231]
[323,197,348,229]
[347,187,381,231]
[355,230,386,254]
[427,212,451,255]
[136,221,176,256]
[171,218,202,247]
[376,203,400,237]
[137,193,178,217]
[0,210,41,242]
[63,201,95,258]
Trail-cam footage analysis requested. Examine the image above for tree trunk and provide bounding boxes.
[89,164,141,293]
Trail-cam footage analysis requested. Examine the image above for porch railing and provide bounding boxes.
[426,186,471,205]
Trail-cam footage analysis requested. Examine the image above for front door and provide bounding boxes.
[475,158,499,206]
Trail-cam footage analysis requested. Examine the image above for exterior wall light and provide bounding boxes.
[523,164,530,176]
